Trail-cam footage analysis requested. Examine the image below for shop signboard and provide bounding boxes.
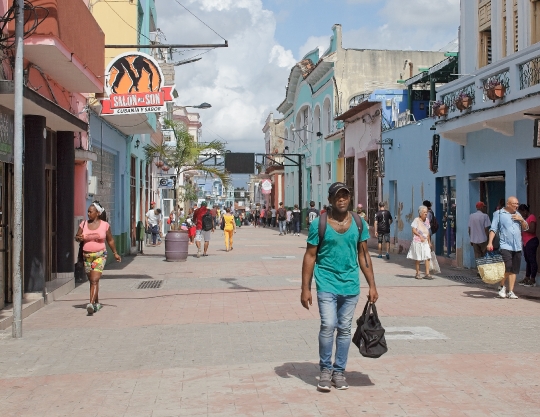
[101,52,176,115]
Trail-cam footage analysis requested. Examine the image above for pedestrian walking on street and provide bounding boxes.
[356,203,366,219]
[292,204,301,236]
[277,202,287,235]
[270,205,277,227]
[487,197,530,299]
[286,206,292,234]
[75,201,121,316]
[145,204,162,246]
[468,201,491,259]
[193,201,214,257]
[518,204,538,287]
[260,205,267,228]
[407,205,432,279]
[374,201,393,259]
[301,182,378,392]
[254,205,261,227]
[222,207,236,252]
[306,201,319,228]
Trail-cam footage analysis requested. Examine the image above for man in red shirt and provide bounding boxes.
[193,201,214,257]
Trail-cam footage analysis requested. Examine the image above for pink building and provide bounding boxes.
[0,0,104,312]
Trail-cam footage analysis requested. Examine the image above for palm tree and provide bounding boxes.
[144,120,231,229]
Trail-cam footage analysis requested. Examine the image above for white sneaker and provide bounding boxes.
[507,291,518,299]
[498,286,506,298]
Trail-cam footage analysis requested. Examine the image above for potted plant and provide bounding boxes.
[455,92,472,112]
[144,120,231,262]
[485,79,506,102]
[432,100,448,117]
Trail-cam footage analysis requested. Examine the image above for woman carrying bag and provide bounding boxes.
[75,201,121,316]
[407,205,432,279]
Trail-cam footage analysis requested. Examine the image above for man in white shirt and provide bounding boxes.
[146,203,163,246]
[468,201,491,259]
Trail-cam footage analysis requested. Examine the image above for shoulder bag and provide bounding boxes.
[352,301,388,358]
[74,221,87,283]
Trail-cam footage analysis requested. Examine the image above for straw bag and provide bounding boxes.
[476,252,505,284]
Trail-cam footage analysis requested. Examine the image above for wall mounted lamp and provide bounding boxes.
[135,139,140,148]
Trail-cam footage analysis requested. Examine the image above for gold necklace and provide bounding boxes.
[330,213,350,226]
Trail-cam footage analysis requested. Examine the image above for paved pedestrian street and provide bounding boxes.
[1,227,540,417]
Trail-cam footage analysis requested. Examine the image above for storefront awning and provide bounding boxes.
[0,81,87,132]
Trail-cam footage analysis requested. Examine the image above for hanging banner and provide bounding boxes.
[261,179,272,195]
[101,52,176,115]
[378,146,385,177]
[430,134,440,173]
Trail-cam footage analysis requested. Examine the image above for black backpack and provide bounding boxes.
[202,212,214,231]
[429,210,439,234]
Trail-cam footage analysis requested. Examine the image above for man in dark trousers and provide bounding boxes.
[306,200,319,228]
[374,201,393,259]
[301,182,378,392]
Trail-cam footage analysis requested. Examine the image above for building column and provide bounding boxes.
[56,132,75,273]
[23,115,46,292]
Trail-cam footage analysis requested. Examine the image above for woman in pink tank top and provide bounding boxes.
[75,201,121,315]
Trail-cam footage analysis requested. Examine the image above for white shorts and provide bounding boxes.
[195,229,212,242]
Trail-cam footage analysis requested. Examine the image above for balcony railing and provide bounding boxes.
[7,0,104,92]
[519,56,540,90]
[437,41,540,119]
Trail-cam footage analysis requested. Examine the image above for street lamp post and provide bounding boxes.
[184,102,212,110]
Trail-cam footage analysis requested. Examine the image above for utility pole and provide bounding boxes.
[12,0,24,338]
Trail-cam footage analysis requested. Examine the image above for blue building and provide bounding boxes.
[382,0,540,270]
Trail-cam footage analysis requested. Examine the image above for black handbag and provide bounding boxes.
[74,221,87,283]
[352,301,388,358]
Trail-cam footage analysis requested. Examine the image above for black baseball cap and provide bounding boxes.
[328,182,350,199]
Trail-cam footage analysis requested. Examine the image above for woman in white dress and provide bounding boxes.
[407,205,432,279]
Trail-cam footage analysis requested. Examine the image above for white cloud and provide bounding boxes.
[156,0,295,153]
[343,0,459,51]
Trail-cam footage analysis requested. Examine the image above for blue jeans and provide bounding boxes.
[278,220,286,234]
[294,220,300,233]
[317,292,359,372]
[150,224,159,245]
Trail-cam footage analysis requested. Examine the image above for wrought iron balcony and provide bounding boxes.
[435,42,540,144]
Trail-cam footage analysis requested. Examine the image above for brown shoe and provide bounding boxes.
[415,273,422,280]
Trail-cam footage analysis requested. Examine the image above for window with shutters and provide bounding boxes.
[513,0,518,52]
[478,1,492,68]
[532,0,540,45]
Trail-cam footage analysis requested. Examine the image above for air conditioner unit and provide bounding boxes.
[88,176,98,196]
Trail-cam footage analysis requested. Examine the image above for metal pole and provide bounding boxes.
[12,0,25,338]
[298,155,303,228]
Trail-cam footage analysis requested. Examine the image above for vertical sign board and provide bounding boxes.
[534,119,540,148]
[0,105,14,163]
[431,134,440,173]
[378,146,385,177]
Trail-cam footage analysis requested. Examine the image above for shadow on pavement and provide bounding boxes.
[274,362,374,388]
[72,302,118,309]
[101,274,154,280]
[220,278,254,292]
[462,290,499,299]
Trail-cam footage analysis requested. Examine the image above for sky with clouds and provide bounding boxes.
[155,0,460,154]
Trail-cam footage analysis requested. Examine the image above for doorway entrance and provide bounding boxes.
[436,176,457,258]
[0,162,13,309]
